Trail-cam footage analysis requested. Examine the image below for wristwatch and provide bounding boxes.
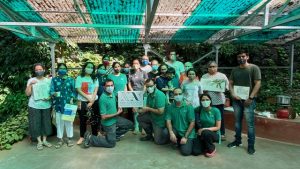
[249,97,254,100]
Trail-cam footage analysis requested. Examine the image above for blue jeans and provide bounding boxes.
[232,99,256,146]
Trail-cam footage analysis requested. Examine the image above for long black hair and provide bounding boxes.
[80,62,96,82]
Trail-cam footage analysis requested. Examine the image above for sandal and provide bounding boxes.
[55,140,64,149]
[37,143,43,150]
[67,139,74,147]
[43,141,52,148]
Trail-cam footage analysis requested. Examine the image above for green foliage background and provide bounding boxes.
[0,30,299,150]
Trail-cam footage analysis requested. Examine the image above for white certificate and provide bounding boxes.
[234,85,250,100]
[32,81,50,100]
[118,91,144,108]
[200,78,226,92]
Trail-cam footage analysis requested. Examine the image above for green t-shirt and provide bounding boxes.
[165,102,196,139]
[198,107,221,128]
[107,73,127,96]
[147,89,167,128]
[99,92,117,126]
[229,64,261,93]
[75,76,99,101]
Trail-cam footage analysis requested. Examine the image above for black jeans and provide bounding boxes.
[78,100,99,137]
[196,130,218,154]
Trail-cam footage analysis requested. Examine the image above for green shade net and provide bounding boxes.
[237,8,300,43]
[84,0,145,43]
[171,0,262,43]
[0,0,60,41]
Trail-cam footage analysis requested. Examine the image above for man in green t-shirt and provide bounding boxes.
[83,79,133,148]
[227,50,261,155]
[136,79,169,145]
[165,88,198,156]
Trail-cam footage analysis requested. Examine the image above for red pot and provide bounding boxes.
[276,108,289,119]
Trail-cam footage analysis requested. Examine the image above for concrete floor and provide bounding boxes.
[0,128,300,169]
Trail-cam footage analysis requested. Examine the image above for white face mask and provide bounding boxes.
[201,100,211,108]
[174,95,183,102]
[147,86,155,94]
[106,86,114,94]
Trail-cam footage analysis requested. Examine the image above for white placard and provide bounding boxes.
[32,81,50,100]
[200,78,226,92]
[118,91,144,108]
[234,85,250,100]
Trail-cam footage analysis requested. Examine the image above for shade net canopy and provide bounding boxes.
[0,0,300,44]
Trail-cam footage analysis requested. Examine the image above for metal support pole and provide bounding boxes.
[214,44,221,65]
[49,43,56,77]
[290,44,294,87]
[264,3,270,26]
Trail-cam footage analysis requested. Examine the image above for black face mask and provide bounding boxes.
[238,59,246,65]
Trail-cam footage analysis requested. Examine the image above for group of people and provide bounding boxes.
[26,50,261,157]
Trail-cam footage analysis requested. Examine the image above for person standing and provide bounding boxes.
[181,68,202,108]
[165,51,185,79]
[140,55,152,73]
[128,59,148,134]
[165,88,198,156]
[50,63,76,148]
[75,62,99,145]
[201,61,229,140]
[107,62,128,96]
[148,59,160,80]
[227,50,261,155]
[25,63,52,150]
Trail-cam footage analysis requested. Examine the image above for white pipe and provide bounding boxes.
[49,43,56,77]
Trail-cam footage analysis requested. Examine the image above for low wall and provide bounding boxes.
[224,111,300,145]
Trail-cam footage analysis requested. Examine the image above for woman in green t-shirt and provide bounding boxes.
[195,94,221,158]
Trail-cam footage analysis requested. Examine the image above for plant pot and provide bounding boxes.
[276,95,291,105]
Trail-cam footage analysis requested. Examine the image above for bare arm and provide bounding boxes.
[101,108,122,120]
[250,80,261,98]
[184,121,195,138]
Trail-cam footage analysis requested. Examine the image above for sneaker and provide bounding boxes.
[227,141,242,148]
[139,135,154,141]
[248,146,256,155]
[205,148,216,158]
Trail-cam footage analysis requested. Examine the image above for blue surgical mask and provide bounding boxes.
[174,95,183,102]
[98,69,106,75]
[106,86,114,94]
[152,65,159,71]
[122,68,129,74]
[201,100,211,108]
[85,68,93,75]
[58,69,67,76]
[142,60,149,66]
[147,86,155,94]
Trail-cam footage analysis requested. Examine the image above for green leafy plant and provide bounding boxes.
[0,110,28,150]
